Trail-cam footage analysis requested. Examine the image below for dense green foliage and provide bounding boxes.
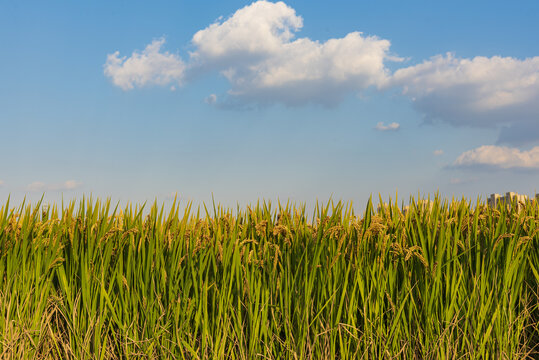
[0,195,538,359]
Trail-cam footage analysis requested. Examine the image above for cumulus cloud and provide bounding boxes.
[391,53,539,144]
[190,1,303,66]
[102,1,539,144]
[104,38,186,90]
[190,1,392,106]
[454,145,539,169]
[27,180,82,192]
[375,121,400,131]
[105,1,393,106]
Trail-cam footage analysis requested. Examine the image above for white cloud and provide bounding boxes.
[391,53,539,143]
[105,2,394,106]
[104,38,186,90]
[102,1,539,142]
[375,121,400,131]
[27,180,82,192]
[454,145,539,169]
[191,1,303,64]
[0,180,4,187]
[27,181,46,192]
[56,180,82,191]
[433,149,444,156]
[189,1,392,106]
[205,94,217,104]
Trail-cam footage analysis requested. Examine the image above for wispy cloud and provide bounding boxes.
[26,180,82,192]
[0,180,4,187]
[454,145,539,169]
[204,94,217,105]
[56,180,82,191]
[27,181,46,192]
[433,149,444,156]
[374,122,400,131]
[449,177,478,185]
[104,38,185,90]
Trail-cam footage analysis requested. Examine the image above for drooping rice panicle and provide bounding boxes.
[0,194,537,359]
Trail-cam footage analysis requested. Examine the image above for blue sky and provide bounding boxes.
[1,0,539,210]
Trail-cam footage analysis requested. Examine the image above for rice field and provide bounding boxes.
[0,195,538,359]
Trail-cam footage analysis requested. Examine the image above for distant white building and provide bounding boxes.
[488,192,529,210]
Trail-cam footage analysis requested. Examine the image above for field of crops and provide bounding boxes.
[0,195,538,359]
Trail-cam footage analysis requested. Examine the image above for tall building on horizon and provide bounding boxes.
[488,192,529,210]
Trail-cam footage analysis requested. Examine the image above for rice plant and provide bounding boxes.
[0,194,537,359]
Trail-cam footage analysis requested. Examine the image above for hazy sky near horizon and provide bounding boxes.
[1,0,539,210]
